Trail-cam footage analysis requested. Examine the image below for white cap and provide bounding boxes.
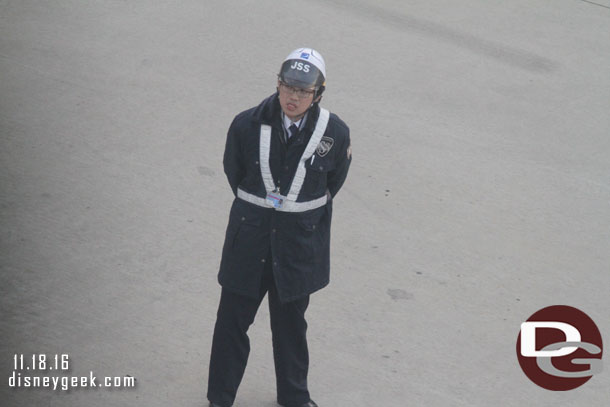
[284,48,326,80]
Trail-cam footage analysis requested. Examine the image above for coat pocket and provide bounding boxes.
[292,214,327,263]
[302,159,336,198]
[231,216,263,248]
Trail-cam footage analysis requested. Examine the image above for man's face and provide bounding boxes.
[277,80,320,121]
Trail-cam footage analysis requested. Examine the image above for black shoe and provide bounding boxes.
[209,402,228,407]
[279,400,318,407]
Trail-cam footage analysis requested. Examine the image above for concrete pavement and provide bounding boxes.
[1,0,609,405]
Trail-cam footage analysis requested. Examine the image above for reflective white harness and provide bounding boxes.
[237,108,330,212]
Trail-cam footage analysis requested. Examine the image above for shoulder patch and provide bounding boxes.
[316,136,334,157]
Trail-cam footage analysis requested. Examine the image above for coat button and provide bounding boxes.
[241,216,245,221]
[261,258,266,263]
[284,166,289,171]
[272,228,276,233]
[255,160,259,165]
[318,166,323,171]
[312,225,316,230]
[273,261,277,266]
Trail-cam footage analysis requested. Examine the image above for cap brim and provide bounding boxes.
[279,61,324,89]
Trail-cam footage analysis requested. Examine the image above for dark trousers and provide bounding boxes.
[207,259,311,407]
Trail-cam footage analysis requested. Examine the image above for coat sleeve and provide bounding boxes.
[223,116,246,196]
[327,122,352,198]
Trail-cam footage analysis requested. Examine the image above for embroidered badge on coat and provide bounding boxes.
[316,136,334,157]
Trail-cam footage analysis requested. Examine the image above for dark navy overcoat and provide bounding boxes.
[218,94,351,302]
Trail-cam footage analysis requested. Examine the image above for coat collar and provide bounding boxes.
[252,93,320,134]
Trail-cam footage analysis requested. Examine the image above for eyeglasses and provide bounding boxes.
[279,82,315,98]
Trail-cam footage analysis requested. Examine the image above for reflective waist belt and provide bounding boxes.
[236,108,330,213]
[237,188,327,212]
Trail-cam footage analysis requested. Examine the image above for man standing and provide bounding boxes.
[207,48,352,407]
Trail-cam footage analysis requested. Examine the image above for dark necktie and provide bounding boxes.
[288,124,299,140]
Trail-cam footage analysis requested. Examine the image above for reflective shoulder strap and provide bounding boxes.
[259,124,276,193]
[286,108,330,201]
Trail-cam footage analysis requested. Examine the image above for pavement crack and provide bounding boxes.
[579,0,610,10]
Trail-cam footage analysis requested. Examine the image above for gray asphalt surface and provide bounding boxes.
[1,0,609,406]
